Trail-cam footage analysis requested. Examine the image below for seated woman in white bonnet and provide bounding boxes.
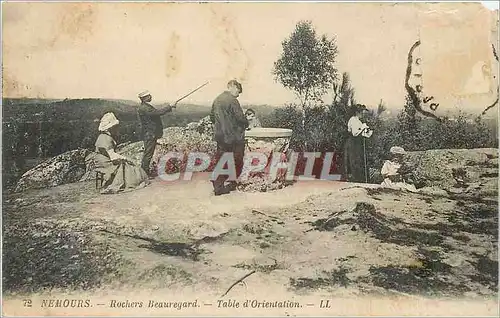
[92,112,149,194]
[380,146,418,192]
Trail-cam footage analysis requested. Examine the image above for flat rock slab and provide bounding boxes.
[245,128,293,138]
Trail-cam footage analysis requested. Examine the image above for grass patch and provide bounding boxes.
[369,265,470,296]
[3,221,120,294]
[136,264,193,285]
[290,267,351,290]
[467,253,498,292]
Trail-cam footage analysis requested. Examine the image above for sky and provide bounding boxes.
[2,2,498,116]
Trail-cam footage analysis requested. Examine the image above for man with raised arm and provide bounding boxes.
[137,91,175,178]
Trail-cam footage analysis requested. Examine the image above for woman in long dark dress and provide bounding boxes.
[344,104,373,183]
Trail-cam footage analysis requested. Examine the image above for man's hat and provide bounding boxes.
[138,90,151,98]
[227,79,243,93]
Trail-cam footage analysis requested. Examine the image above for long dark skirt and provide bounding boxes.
[343,136,366,183]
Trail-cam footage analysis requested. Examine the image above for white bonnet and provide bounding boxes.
[98,112,119,132]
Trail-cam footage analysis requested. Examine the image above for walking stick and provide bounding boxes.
[363,137,368,183]
[173,82,210,106]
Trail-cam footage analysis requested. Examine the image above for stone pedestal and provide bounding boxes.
[239,128,294,192]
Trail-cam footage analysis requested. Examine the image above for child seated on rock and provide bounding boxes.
[380,146,418,192]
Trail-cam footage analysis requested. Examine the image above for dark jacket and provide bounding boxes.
[210,91,249,144]
[137,102,172,140]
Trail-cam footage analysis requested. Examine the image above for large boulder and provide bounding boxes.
[159,126,216,154]
[15,149,91,192]
[184,115,213,136]
[152,126,217,174]
[404,148,498,190]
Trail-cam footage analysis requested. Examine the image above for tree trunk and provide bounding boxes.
[301,106,307,150]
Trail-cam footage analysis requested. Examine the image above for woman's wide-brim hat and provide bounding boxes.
[98,112,120,132]
[354,104,368,112]
[390,146,406,155]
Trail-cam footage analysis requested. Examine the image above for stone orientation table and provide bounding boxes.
[245,128,293,152]
[245,127,294,139]
[242,128,293,183]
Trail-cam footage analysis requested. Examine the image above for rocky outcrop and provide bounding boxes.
[152,126,217,174]
[404,148,498,191]
[15,149,91,192]
[186,115,214,136]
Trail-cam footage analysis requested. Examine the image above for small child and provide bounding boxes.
[244,108,262,130]
[380,146,418,192]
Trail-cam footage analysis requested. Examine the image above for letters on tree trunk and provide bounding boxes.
[404,40,442,122]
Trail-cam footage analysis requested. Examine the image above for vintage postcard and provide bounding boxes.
[2,1,499,316]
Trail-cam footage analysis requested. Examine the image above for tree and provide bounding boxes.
[376,99,387,117]
[273,20,338,108]
[331,72,355,119]
[396,94,422,150]
[323,72,357,152]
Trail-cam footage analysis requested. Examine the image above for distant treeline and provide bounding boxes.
[2,98,276,160]
[2,98,212,158]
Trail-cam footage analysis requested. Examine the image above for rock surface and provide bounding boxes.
[404,148,498,190]
[14,149,91,192]
[188,115,214,136]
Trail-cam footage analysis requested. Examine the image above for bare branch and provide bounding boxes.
[221,270,256,298]
[482,44,499,115]
[482,97,498,115]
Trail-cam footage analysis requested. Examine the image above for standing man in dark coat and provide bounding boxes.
[137,90,175,178]
[210,80,249,196]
